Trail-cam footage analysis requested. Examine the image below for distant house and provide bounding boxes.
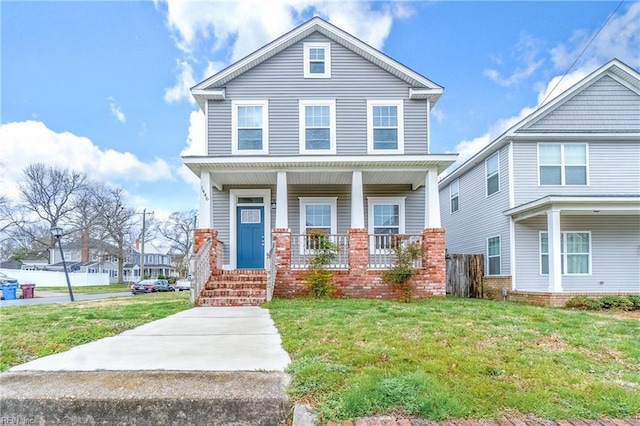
[439,59,640,306]
[20,251,49,270]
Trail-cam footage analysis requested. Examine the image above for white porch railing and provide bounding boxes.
[368,234,423,269]
[290,234,349,269]
[191,237,212,304]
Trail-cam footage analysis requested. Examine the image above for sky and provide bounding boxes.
[1,0,639,222]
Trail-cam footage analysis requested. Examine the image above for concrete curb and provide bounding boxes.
[1,371,291,425]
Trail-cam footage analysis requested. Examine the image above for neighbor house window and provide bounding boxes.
[487,236,501,275]
[450,179,459,213]
[303,42,331,78]
[540,231,591,275]
[232,100,269,154]
[368,197,405,249]
[367,100,404,153]
[299,100,336,153]
[538,143,587,185]
[486,152,500,196]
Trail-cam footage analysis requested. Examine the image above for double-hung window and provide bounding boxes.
[299,100,336,154]
[299,197,337,251]
[486,153,500,196]
[367,100,404,153]
[487,236,501,275]
[450,179,459,213]
[232,100,269,154]
[368,197,405,250]
[538,143,587,185]
[540,231,591,275]
[303,42,331,78]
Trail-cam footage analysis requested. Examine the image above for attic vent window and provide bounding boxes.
[304,42,331,79]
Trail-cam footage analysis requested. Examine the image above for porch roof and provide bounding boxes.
[504,195,640,222]
[183,154,457,190]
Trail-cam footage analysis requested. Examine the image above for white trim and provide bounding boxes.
[298,197,338,235]
[507,140,515,209]
[299,99,336,154]
[351,171,365,228]
[425,168,441,228]
[204,100,209,155]
[231,100,269,155]
[486,235,501,276]
[198,171,213,228]
[229,189,271,270]
[367,100,404,154]
[426,99,431,153]
[303,42,331,79]
[485,151,500,197]
[367,197,406,235]
[509,217,516,290]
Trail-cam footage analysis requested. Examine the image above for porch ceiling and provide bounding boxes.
[505,195,640,222]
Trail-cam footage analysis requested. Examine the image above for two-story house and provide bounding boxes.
[183,17,457,306]
[439,59,640,306]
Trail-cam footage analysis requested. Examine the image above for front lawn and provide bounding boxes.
[267,297,640,421]
[0,291,191,371]
[34,284,132,294]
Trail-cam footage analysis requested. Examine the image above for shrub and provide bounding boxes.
[302,230,338,298]
[566,295,639,311]
[565,296,602,310]
[302,268,335,298]
[167,277,176,284]
[600,295,635,311]
[157,275,166,280]
[627,295,640,309]
[381,236,422,303]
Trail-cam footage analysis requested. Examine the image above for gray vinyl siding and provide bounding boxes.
[514,215,640,292]
[207,32,429,156]
[524,76,640,131]
[512,140,640,206]
[439,145,511,274]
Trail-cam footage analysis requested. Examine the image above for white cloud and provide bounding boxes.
[0,121,173,201]
[107,96,126,123]
[484,32,544,87]
[431,107,445,123]
[181,110,206,157]
[159,0,410,103]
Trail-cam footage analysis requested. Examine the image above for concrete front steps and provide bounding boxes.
[197,270,267,307]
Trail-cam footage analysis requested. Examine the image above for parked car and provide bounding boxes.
[175,277,192,291]
[0,272,19,286]
[131,279,175,294]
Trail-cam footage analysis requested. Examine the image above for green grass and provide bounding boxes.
[34,284,133,294]
[0,291,191,371]
[267,297,640,421]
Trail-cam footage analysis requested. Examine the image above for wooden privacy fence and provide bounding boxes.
[446,254,484,298]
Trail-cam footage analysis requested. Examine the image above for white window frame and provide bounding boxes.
[485,152,500,196]
[299,100,336,154]
[299,197,338,235]
[367,100,404,154]
[367,197,406,253]
[231,100,269,155]
[537,143,588,186]
[486,236,501,276]
[303,42,331,79]
[540,231,592,275]
[450,179,459,213]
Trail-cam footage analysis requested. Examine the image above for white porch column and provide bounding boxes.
[198,170,213,228]
[547,208,563,292]
[275,171,288,229]
[351,171,365,228]
[425,168,441,228]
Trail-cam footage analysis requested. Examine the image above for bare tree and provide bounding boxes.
[158,210,197,277]
[18,164,86,247]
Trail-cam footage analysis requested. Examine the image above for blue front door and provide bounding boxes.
[237,206,264,269]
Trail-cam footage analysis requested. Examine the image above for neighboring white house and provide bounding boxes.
[439,59,640,305]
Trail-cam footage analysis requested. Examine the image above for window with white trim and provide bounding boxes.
[299,100,336,153]
[367,100,404,153]
[538,143,587,185]
[450,179,459,213]
[303,42,331,78]
[232,100,269,154]
[486,153,500,196]
[299,197,337,236]
[540,231,591,275]
[367,197,405,249]
[487,236,501,275]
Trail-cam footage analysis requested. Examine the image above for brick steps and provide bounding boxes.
[197,270,267,307]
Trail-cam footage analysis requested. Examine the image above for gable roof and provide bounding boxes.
[439,58,640,188]
[191,16,443,111]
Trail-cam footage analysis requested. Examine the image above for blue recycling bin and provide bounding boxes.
[1,284,18,300]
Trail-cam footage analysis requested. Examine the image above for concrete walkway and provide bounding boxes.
[1,307,292,425]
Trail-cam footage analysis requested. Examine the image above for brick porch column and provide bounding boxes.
[194,228,218,272]
[422,228,446,291]
[272,228,292,294]
[348,228,369,271]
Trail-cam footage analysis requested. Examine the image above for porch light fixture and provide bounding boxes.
[50,225,75,302]
[271,200,277,210]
